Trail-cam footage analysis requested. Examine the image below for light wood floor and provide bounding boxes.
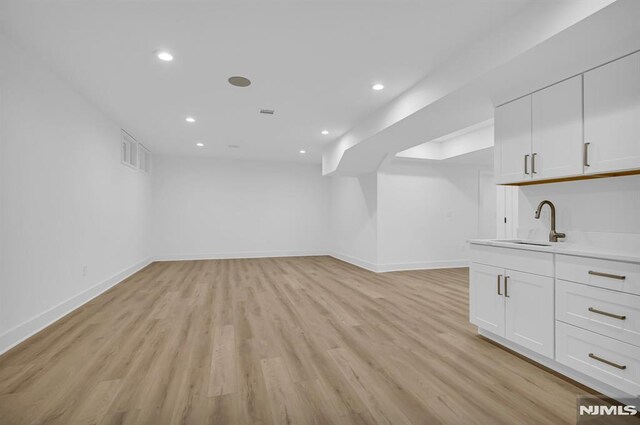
[0,256,588,425]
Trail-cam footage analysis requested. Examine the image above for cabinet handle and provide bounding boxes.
[588,270,626,280]
[497,274,503,295]
[588,353,626,370]
[584,142,590,167]
[524,154,530,175]
[532,153,537,174]
[588,307,626,320]
[504,276,510,298]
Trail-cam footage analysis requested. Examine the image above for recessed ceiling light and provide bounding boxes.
[156,51,174,62]
[299,150,306,154]
[372,83,385,91]
[321,130,329,135]
[228,76,251,87]
[185,117,196,123]
[196,143,204,147]
[228,144,240,149]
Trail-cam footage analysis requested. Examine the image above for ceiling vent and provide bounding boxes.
[260,109,275,115]
[228,76,251,87]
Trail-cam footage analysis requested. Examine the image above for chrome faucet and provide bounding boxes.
[535,200,566,242]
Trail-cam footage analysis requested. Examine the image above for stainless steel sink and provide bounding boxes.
[492,239,552,247]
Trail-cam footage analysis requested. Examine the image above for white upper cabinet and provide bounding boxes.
[495,95,532,184]
[532,75,584,180]
[495,50,640,184]
[584,51,640,174]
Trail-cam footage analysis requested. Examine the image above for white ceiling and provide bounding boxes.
[0,0,531,164]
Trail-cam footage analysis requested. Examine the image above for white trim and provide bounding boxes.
[154,250,328,262]
[376,259,469,273]
[156,252,471,275]
[478,328,635,403]
[328,251,379,272]
[0,257,153,355]
[156,251,467,274]
[328,252,470,273]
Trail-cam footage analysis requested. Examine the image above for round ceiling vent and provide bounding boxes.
[228,76,251,87]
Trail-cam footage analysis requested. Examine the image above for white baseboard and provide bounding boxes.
[155,249,469,275]
[328,251,379,272]
[478,328,635,403]
[376,259,469,273]
[329,252,469,273]
[154,250,328,262]
[155,251,467,275]
[0,257,153,356]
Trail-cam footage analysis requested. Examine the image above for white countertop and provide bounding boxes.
[469,239,640,264]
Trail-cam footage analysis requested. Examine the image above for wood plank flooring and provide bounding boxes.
[0,256,589,425]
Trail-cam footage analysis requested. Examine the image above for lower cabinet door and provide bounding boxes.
[505,270,555,358]
[470,263,505,337]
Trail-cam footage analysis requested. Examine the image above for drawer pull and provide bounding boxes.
[532,153,537,174]
[588,307,626,320]
[584,142,590,167]
[588,270,626,280]
[497,274,503,296]
[588,353,626,370]
[504,276,510,298]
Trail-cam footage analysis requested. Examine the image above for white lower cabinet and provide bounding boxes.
[556,321,640,396]
[556,279,640,347]
[470,263,505,336]
[470,242,640,399]
[470,262,554,358]
[505,270,554,358]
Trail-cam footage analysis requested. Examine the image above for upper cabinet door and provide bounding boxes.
[532,76,584,180]
[584,51,640,174]
[494,95,532,184]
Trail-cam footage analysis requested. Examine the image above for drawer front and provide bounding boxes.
[556,280,640,347]
[470,244,553,277]
[556,254,640,296]
[556,322,640,396]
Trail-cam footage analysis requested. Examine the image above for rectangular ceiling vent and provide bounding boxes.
[260,109,275,115]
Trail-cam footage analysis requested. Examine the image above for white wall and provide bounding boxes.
[152,157,493,272]
[496,185,519,239]
[328,174,378,270]
[327,161,494,272]
[0,35,152,353]
[152,156,329,260]
[478,170,497,240]
[377,161,490,271]
[518,174,640,251]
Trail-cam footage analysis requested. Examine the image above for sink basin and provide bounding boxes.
[492,239,552,247]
